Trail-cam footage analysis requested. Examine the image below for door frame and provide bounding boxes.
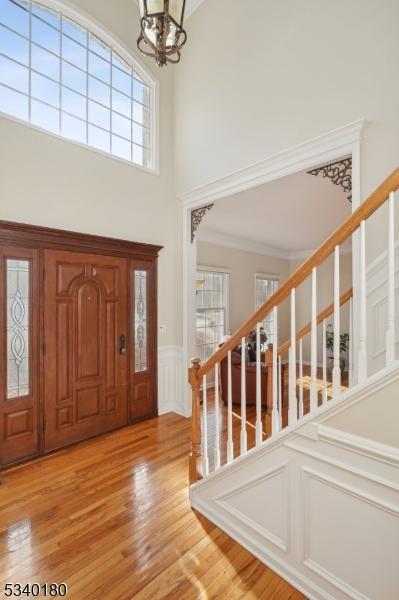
[0,220,162,466]
[179,119,365,416]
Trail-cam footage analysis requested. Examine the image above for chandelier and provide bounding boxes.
[137,1,187,67]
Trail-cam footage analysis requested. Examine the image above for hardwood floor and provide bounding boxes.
[0,413,306,599]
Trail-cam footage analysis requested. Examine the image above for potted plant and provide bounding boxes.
[247,327,268,360]
[325,324,349,373]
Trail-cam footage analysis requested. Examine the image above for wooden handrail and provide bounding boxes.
[195,166,399,381]
[277,288,353,357]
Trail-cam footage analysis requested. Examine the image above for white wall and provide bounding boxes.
[0,0,181,347]
[176,0,399,260]
[197,241,291,343]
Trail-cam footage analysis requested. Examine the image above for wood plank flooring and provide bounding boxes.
[0,412,306,599]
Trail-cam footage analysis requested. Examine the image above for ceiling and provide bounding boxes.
[197,169,352,258]
[185,0,206,19]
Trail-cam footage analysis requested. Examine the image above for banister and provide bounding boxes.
[277,288,353,357]
[196,166,399,379]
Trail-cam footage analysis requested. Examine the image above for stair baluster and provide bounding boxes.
[240,336,247,454]
[227,351,234,463]
[202,375,209,476]
[255,323,263,445]
[386,191,396,366]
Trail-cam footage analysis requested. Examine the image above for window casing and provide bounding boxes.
[255,275,279,345]
[196,269,229,362]
[0,0,157,170]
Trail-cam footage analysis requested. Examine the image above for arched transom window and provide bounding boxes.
[0,0,156,170]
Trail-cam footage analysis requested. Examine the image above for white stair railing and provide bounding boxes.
[188,171,399,484]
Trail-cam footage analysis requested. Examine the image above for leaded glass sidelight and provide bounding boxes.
[135,270,148,372]
[7,259,30,398]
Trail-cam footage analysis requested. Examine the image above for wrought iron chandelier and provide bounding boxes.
[137,1,187,67]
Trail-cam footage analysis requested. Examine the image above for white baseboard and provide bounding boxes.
[158,345,185,416]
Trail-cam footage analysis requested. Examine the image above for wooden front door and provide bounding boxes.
[43,250,128,452]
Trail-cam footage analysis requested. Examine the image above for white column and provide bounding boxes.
[214,363,221,469]
[310,267,318,412]
[289,289,297,426]
[255,322,263,445]
[299,338,304,418]
[322,318,328,404]
[358,220,368,383]
[240,336,247,454]
[386,192,396,366]
[272,307,279,434]
[202,375,209,476]
[227,351,234,463]
[332,245,342,398]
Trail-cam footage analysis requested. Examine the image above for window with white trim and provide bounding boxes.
[196,270,229,362]
[0,0,155,169]
[255,276,279,345]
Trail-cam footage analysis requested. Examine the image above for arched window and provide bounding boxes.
[0,0,157,170]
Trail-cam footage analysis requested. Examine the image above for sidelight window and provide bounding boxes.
[134,270,148,373]
[0,0,156,170]
[6,259,30,398]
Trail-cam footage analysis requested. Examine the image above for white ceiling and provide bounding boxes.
[185,0,206,19]
[197,170,352,258]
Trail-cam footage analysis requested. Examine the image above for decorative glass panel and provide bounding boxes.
[135,270,147,373]
[7,259,30,399]
[0,0,154,169]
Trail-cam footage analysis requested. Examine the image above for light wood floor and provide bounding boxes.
[0,413,306,600]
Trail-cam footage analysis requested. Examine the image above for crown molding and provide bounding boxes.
[178,119,366,209]
[198,228,352,261]
[198,228,292,259]
[185,0,207,19]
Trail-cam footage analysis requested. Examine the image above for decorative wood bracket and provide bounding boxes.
[191,204,214,243]
[308,158,352,202]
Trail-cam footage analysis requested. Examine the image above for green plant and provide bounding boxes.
[326,324,349,355]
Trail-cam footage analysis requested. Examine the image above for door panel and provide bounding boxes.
[0,246,39,466]
[130,260,157,422]
[44,250,128,452]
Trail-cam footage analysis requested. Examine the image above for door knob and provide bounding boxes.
[119,334,126,355]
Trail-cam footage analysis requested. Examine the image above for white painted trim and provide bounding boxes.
[198,227,353,260]
[316,424,399,468]
[198,227,292,259]
[0,0,160,174]
[158,345,185,416]
[197,264,232,274]
[179,119,365,207]
[285,437,399,491]
[185,0,207,19]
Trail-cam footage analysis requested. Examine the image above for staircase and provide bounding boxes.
[188,169,399,600]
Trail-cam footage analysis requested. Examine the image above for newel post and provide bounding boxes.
[188,358,203,485]
[264,343,273,438]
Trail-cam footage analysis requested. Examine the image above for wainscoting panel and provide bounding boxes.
[191,368,399,599]
[302,467,399,600]
[215,463,289,552]
[158,346,184,415]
